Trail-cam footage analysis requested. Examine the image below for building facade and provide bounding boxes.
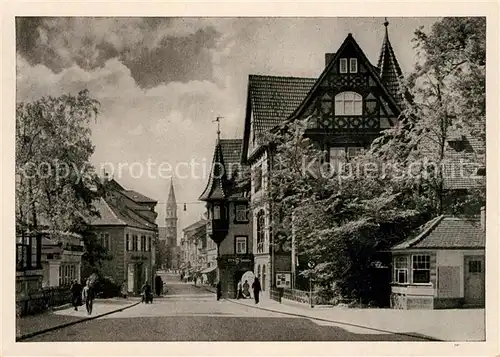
[180,219,207,276]
[90,176,158,294]
[390,208,485,309]
[200,137,253,298]
[40,232,84,288]
[240,23,405,297]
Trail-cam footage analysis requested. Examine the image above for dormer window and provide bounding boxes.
[340,58,348,73]
[350,58,358,73]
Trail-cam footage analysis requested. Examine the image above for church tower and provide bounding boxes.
[165,179,178,248]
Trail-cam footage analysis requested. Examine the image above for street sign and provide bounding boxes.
[307,260,316,269]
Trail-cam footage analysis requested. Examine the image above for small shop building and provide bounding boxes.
[390,209,485,309]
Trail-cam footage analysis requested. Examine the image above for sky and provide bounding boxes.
[16,17,440,241]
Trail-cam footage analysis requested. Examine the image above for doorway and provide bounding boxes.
[464,255,485,307]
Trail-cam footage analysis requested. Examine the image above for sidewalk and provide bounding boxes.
[16,297,140,341]
[229,296,485,341]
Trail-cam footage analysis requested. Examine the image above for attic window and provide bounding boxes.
[340,58,348,73]
[350,58,358,73]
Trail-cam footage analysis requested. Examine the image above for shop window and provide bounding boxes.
[393,256,408,284]
[412,255,431,284]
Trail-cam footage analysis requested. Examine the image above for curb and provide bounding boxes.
[227,299,440,342]
[16,300,141,342]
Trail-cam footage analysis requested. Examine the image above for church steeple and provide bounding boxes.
[377,18,404,107]
[165,178,177,246]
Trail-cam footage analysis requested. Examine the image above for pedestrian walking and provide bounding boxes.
[82,279,95,315]
[252,277,261,304]
[216,281,222,301]
[70,280,82,311]
[141,281,152,303]
[236,280,243,299]
[155,275,163,297]
[120,280,128,299]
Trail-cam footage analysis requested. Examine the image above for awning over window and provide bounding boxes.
[200,266,217,274]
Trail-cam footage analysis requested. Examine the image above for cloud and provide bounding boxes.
[16,17,223,88]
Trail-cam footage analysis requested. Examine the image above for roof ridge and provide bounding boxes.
[408,215,445,248]
[249,74,316,81]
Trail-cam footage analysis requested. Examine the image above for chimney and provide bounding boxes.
[480,206,485,232]
[325,53,336,67]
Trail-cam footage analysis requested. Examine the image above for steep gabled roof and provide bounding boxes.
[290,33,402,122]
[199,138,228,201]
[122,190,157,204]
[377,20,405,106]
[241,75,315,162]
[90,197,157,231]
[90,198,126,226]
[220,139,243,179]
[392,215,485,250]
[249,75,316,135]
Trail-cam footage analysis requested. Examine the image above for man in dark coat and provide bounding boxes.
[155,275,163,296]
[70,280,82,311]
[252,277,261,304]
[216,281,222,301]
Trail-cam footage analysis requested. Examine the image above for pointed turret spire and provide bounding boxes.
[377,18,404,107]
[167,178,176,206]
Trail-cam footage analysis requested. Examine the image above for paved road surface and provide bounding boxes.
[25,272,425,341]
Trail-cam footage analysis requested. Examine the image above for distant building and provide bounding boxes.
[390,208,485,309]
[180,219,207,278]
[90,175,158,294]
[200,136,253,298]
[158,179,180,269]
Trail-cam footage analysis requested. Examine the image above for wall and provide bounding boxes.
[219,201,252,255]
[436,249,484,299]
[96,226,126,284]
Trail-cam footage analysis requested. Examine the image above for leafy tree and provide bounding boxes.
[372,17,486,216]
[258,119,427,304]
[16,89,111,267]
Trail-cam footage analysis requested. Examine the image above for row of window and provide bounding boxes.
[339,58,358,74]
[208,204,249,223]
[126,234,152,252]
[393,255,431,284]
[59,264,77,286]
